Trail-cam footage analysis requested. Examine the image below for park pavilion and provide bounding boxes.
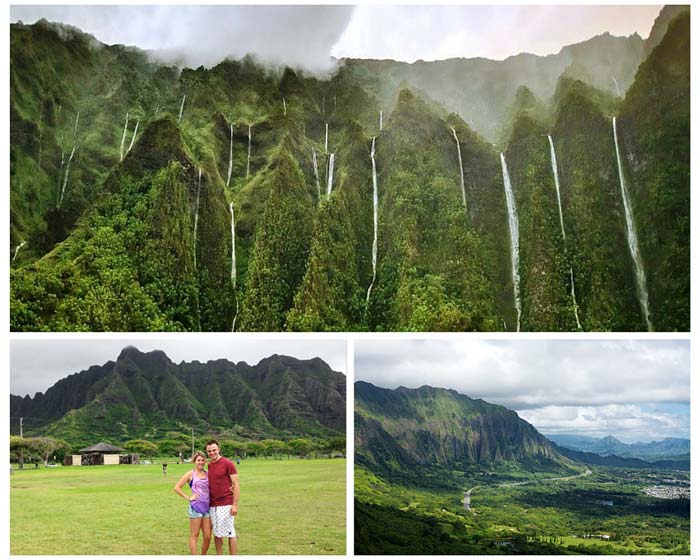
[64,442,137,466]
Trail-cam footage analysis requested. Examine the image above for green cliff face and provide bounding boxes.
[10,14,689,332]
[355,381,566,472]
[617,11,690,331]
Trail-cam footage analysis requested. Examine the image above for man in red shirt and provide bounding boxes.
[205,440,240,555]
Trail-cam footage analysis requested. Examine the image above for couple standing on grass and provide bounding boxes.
[174,440,239,555]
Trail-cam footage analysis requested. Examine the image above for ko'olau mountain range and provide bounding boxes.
[10,347,346,447]
[10,6,689,331]
[354,381,690,555]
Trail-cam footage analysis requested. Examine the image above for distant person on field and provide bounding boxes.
[174,451,211,555]
[206,440,239,555]
[163,462,168,477]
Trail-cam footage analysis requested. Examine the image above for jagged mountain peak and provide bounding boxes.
[116,346,172,368]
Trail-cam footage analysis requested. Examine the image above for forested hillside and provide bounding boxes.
[10,7,689,331]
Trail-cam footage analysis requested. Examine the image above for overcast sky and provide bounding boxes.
[355,339,689,443]
[11,338,347,397]
[10,5,662,70]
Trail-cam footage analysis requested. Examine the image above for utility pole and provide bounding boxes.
[19,417,24,469]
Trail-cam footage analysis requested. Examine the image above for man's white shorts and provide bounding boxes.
[210,505,236,538]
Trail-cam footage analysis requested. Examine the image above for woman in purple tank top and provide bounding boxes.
[174,451,211,555]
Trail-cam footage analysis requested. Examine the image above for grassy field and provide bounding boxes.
[11,458,346,555]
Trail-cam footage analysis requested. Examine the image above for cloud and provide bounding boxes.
[10,5,355,72]
[332,5,661,62]
[11,5,661,69]
[519,403,690,442]
[355,339,689,441]
[11,338,347,397]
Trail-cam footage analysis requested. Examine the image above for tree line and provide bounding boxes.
[10,435,346,467]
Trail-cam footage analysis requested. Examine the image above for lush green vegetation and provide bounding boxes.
[355,464,689,555]
[354,382,690,555]
[11,433,346,466]
[11,458,346,554]
[10,10,689,331]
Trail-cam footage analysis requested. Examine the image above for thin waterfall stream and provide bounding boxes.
[119,112,129,161]
[193,168,201,270]
[547,134,582,329]
[312,148,321,200]
[612,116,653,331]
[500,152,522,332]
[178,95,186,122]
[326,153,335,195]
[226,123,233,187]
[246,124,252,179]
[366,137,378,302]
[450,127,467,211]
[229,201,239,332]
[126,120,139,155]
[12,241,27,262]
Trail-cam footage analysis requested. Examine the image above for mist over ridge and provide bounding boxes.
[11,4,663,73]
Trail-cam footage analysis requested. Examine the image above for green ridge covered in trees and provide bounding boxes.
[10,10,689,331]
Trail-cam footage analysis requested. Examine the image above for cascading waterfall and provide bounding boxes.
[326,153,335,195]
[322,94,325,114]
[226,123,233,187]
[58,143,76,207]
[500,152,522,332]
[366,137,379,302]
[126,120,139,155]
[229,202,237,288]
[547,134,582,329]
[193,168,201,270]
[119,112,129,161]
[379,110,383,132]
[324,123,329,153]
[547,135,566,239]
[178,95,186,122]
[12,241,27,262]
[612,116,653,331]
[58,111,81,206]
[333,94,337,111]
[246,124,252,179]
[612,77,621,97]
[283,97,287,116]
[450,127,467,211]
[57,150,65,202]
[229,201,239,332]
[312,148,321,200]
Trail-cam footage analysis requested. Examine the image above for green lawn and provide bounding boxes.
[11,458,346,555]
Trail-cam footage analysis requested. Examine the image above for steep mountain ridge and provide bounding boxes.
[10,9,689,332]
[355,381,567,472]
[11,348,346,443]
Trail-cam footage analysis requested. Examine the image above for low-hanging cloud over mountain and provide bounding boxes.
[10,5,355,72]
